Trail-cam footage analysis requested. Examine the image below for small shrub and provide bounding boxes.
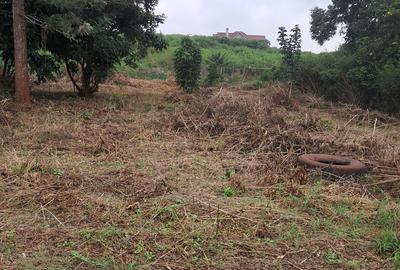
[260,69,274,82]
[325,248,340,264]
[277,25,302,80]
[134,241,145,255]
[144,251,156,262]
[205,52,225,86]
[81,111,93,120]
[174,37,202,92]
[223,187,235,197]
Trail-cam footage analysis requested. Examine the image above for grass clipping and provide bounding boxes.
[172,84,400,186]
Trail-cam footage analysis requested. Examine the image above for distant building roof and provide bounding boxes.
[213,31,267,41]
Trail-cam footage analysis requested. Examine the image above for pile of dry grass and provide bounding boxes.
[106,75,178,92]
[172,83,400,192]
[0,98,15,129]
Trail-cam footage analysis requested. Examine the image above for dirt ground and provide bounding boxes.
[0,78,399,269]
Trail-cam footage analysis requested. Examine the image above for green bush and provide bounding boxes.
[294,52,356,102]
[376,64,400,115]
[294,51,400,115]
[260,69,274,82]
[29,49,63,83]
[173,37,202,92]
[205,52,225,86]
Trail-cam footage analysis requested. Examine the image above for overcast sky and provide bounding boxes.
[156,0,343,53]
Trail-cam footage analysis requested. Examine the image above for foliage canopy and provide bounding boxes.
[308,0,400,114]
[277,25,302,80]
[0,0,166,97]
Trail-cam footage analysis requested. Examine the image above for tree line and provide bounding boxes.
[1,0,399,115]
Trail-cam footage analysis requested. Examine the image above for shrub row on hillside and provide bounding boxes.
[296,53,400,116]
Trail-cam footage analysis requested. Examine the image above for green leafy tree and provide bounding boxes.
[0,0,166,97]
[39,0,166,97]
[277,25,302,79]
[0,0,63,84]
[205,52,225,86]
[310,0,400,61]
[174,37,202,92]
[309,0,400,114]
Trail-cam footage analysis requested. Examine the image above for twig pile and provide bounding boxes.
[172,84,400,192]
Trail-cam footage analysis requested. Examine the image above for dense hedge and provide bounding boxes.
[295,52,400,116]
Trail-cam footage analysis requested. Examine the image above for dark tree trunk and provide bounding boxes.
[65,59,98,98]
[12,0,30,104]
[80,66,93,98]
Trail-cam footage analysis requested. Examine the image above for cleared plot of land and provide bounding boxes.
[0,79,399,269]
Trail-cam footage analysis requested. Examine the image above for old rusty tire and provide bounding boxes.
[298,154,368,175]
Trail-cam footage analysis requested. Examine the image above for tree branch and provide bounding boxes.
[65,59,81,93]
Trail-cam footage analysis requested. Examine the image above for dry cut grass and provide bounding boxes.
[0,78,399,269]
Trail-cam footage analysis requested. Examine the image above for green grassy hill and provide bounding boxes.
[116,35,285,83]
